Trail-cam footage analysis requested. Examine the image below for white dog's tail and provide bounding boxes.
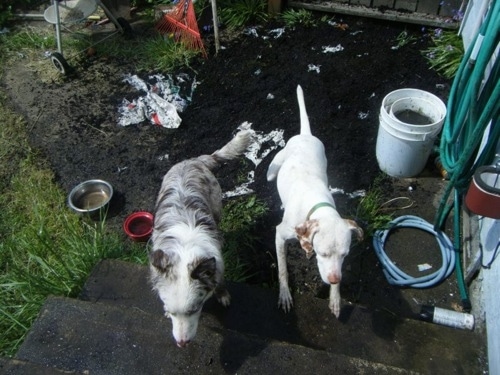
[297,85,312,136]
[198,130,252,170]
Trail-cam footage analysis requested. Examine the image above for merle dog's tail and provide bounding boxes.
[198,130,252,170]
[297,85,312,136]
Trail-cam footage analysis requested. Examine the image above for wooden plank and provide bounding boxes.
[416,0,440,15]
[287,1,460,28]
[394,0,417,12]
[439,0,463,18]
[350,0,372,6]
[373,0,396,8]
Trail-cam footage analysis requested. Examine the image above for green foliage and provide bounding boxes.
[219,0,268,29]
[0,27,58,52]
[423,29,464,79]
[280,8,316,28]
[392,29,416,49]
[355,176,395,237]
[220,195,268,282]
[137,35,200,71]
[0,90,146,357]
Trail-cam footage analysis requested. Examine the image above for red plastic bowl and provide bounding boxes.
[123,211,154,242]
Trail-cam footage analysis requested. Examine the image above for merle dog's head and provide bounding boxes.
[150,246,219,348]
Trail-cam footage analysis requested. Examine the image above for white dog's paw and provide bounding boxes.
[329,298,341,318]
[217,290,231,307]
[278,287,293,312]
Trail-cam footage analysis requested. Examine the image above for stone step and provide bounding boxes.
[0,356,86,375]
[13,295,415,375]
[77,259,483,374]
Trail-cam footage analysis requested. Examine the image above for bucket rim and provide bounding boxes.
[389,97,445,126]
[378,114,440,142]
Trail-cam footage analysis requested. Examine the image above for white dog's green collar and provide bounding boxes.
[306,202,336,220]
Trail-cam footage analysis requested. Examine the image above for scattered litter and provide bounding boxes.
[369,92,376,99]
[238,121,285,167]
[322,44,344,54]
[350,30,363,36]
[0,27,9,34]
[436,83,445,90]
[327,21,349,30]
[158,154,169,161]
[418,263,433,272]
[308,64,321,73]
[330,187,366,199]
[268,28,285,38]
[358,111,369,120]
[118,73,197,128]
[223,171,255,198]
[254,69,262,75]
[244,27,260,38]
[244,26,285,39]
[222,122,286,198]
[267,93,275,100]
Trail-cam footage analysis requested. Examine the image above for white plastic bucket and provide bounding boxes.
[376,89,447,177]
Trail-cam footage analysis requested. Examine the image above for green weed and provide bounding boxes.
[219,0,268,29]
[355,176,398,237]
[392,29,416,50]
[280,8,316,28]
[423,29,464,78]
[220,195,268,282]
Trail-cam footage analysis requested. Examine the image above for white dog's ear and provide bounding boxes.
[295,220,319,259]
[345,219,364,242]
[150,249,173,274]
[191,257,217,289]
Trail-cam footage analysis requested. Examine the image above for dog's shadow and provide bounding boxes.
[203,281,323,373]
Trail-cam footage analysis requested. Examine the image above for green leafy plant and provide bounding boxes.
[137,35,200,71]
[354,176,397,237]
[280,8,316,28]
[220,195,268,282]
[219,0,268,29]
[392,29,416,50]
[423,28,464,78]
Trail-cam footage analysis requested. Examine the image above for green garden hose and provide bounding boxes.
[434,0,500,311]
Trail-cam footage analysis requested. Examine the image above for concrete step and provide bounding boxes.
[0,356,85,375]
[11,259,484,374]
[13,295,414,375]
[80,259,483,373]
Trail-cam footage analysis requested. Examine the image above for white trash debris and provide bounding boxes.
[118,73,197,128]
[418,263,433,272]
[223,122,286,198]
[322,44,344,53]
[238,121,285,167]
[308,64,321,73]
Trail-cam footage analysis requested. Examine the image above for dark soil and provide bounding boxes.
[2,10,454,318]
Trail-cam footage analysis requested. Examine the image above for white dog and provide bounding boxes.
[149,130,252,348]
[267,85,363,317]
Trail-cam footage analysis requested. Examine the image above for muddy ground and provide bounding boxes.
[2,9,459,319]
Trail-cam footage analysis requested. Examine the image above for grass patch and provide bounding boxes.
[0,79,146,356]
[219,0,269,29]
[220,195,268,282]
[423,29,464,79]
[355,176,397,237]
[280,8,317,27]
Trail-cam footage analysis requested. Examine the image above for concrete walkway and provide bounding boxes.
[1,258,485,374]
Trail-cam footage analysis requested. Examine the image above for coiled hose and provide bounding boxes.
[373,1,499,310]
[373,215,455,288]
